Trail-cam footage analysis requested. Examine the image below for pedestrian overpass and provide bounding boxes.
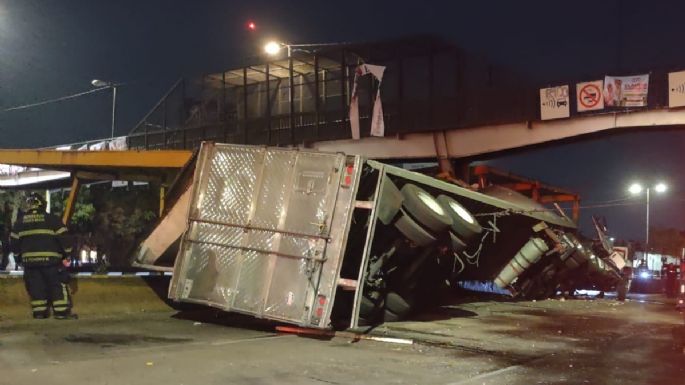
[1,35,683,222]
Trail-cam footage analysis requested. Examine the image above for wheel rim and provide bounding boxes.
[448,200,475,224]
[417,191,445,216]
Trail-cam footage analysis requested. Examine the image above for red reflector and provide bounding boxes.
[346,165,354,174]
[316,308,323,317]
[319,297,326,305]
[344,175,352,185]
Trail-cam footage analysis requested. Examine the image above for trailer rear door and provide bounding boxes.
[169,143,348,326]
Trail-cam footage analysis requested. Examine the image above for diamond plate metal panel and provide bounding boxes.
[280,152,342,236]
[231,248,273,313]
[263,235,326,321]
[278,236,325,260]
[177,241,241,307]
[251,150,296,229]
[196,146,262,225]
[173,144,349,326]
[191,222,244,250]
[263,256,312,321]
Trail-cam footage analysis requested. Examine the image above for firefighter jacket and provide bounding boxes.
[10,209,72,266]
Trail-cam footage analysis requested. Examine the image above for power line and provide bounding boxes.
[583,195,634,205]
[0,87,110,113]
[475,199,672,218]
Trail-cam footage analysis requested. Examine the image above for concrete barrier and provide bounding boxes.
[0,275,173,321]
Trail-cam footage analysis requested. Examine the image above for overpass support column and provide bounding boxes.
[159,186,166,217]
[62,175,82,225]
[572,198,580,224]
[433,131,455,177]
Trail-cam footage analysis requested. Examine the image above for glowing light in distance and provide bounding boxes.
[628,183,643,195]
[264,41,282,55]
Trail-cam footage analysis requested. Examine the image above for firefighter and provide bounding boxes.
[10,193,76,319]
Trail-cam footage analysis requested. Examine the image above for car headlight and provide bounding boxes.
[639,271,650,279]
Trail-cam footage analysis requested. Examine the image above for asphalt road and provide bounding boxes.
[1,294,684,385]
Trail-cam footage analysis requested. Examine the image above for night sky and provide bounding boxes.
[2,0,685,241]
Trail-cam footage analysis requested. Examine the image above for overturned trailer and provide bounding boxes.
[136,142,587,329]
[509,214,629,301]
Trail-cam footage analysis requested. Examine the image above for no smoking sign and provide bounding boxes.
[576,80,604,112]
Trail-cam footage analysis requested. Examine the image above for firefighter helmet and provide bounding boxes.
[25,192,46,210]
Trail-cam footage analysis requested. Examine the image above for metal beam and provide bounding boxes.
[266,62,271,144]
[500,182,537,191]
[432,131,455,176]
[0,149,193,169]
[539,194,580,203]
[314,54,320,138]
[73,170,166,183]
[159,186,166,217]
[289,55,295,144]
[243,67,249,144]
[269,61,308,77]
[62,176,81,225]
[305,108,685,160]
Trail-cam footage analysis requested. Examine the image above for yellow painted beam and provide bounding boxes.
[62,176,81,225]
[0,149,193,169]
[159,186,166,217]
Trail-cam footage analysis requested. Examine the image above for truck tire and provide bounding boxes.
[394,209,438,246]
[437,195,482,243]
[400,184,452,233]
[358,317,371,326]
[449,232,467,253]
[385,291,411,316]
[383,309,401,322]
[359,296,376,317]
[617,279,629,301]
[359,293,384,323]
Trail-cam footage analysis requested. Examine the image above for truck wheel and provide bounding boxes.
[359,296,376,317]
[437,195,482,243]
[383,309,401,322]
[449,232,467,253]
[385,291,411,316]
[400,184,452,233]
[358,317,371,326]
[617,279,628,301]
[358,294,384,325]
[394,209,438,246]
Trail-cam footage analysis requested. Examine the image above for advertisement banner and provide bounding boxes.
[603,74,649,107]
[576,80,604,112]
[668,70,685,108]
[539,85,570,120]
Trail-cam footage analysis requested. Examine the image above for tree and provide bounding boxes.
[89,184,158,267]
[51,183,159,268]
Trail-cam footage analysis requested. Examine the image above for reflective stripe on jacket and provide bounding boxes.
[10,209,71,266]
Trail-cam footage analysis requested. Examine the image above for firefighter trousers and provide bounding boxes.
[23,265,72,318]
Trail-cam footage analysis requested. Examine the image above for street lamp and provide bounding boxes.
[628,181,668,254]
[264,41,284,56]
[91,79,119,138]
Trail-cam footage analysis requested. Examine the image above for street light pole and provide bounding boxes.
[110,85,117,139]
[91,79,119,139]
[629,182,667,259]
[645,187,650,248]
